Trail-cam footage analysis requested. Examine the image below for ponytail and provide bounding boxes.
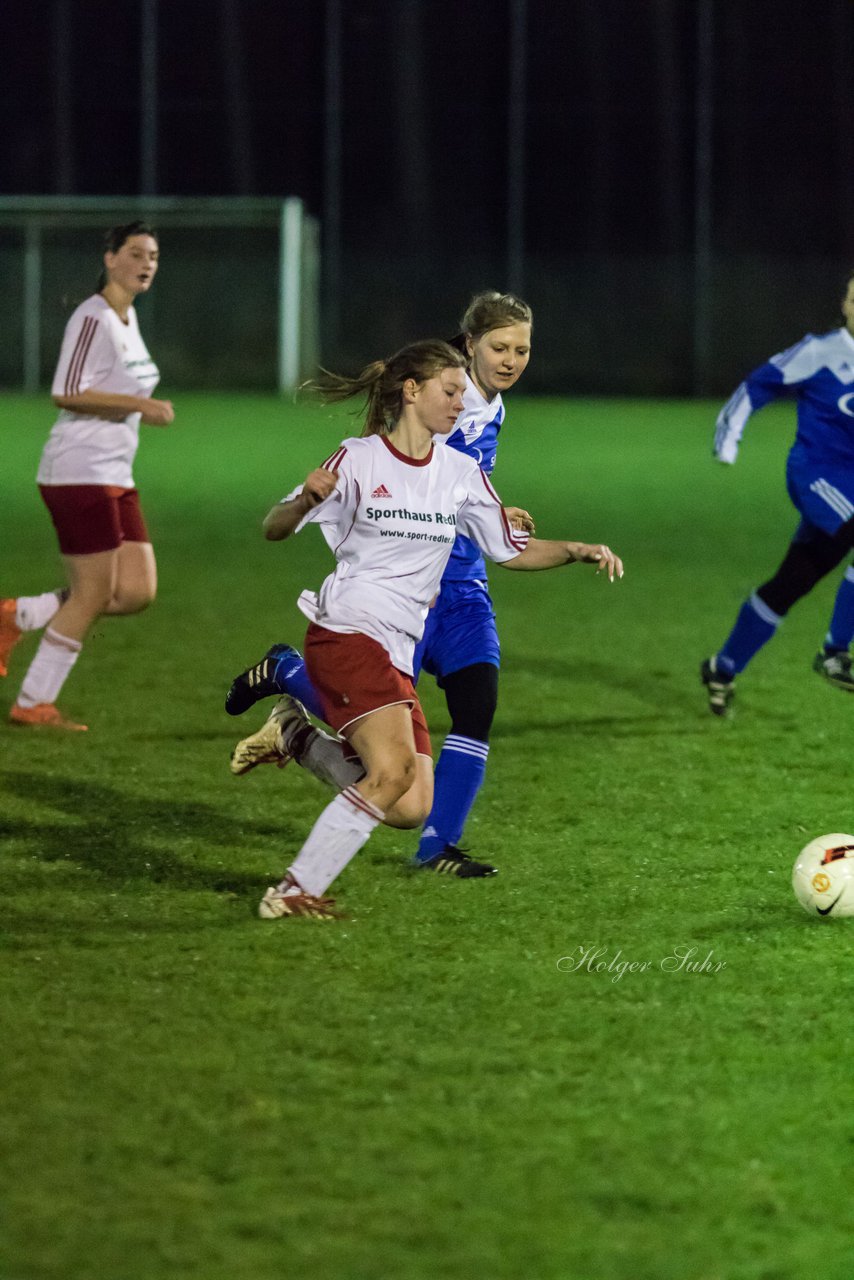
[308,340,466,437]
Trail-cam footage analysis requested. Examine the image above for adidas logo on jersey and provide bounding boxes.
[371,484,392,498]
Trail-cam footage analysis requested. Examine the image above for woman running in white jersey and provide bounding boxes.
[251,339,623,920]
[0,221,174,730]
[228,291,536,877]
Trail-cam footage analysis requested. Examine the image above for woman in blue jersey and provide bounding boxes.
[408,291,533,872]
[702,271,854,715]
[229,292,545,877]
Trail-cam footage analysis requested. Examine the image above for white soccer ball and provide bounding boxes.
[792,833,854,918]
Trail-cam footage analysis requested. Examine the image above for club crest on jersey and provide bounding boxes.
[371,484,392,498]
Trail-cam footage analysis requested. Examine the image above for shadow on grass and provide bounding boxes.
[502,654,700,710]
[489,713,709,741]
[0,769,300,895]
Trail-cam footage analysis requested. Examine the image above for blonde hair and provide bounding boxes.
[448,290,533,354]
[309,339,466,436]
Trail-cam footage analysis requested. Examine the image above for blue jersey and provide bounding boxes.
[714,328,854,467]
[436,374,505,581]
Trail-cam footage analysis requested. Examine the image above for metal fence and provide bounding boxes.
[0,198,319,392]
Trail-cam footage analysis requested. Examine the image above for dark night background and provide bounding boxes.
[2,0,854,392]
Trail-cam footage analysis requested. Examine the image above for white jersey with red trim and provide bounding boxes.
[37,294,160,486]
[287,433,529,674]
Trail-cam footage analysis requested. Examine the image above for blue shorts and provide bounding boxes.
[413,578,500,685]
[787,453,854,540]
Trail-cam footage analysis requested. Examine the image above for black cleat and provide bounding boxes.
[225,643,299,716]
[701,657,735,717]
[813,650,854,692]
[417,845,498,878]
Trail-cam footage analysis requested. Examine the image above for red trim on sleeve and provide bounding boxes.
[65,316,99,395]
[322,446,348,471]
[477,469,529,552]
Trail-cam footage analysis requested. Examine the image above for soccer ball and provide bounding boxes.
[792,833,854,918]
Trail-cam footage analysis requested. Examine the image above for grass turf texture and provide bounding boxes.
[2,391,854,1280]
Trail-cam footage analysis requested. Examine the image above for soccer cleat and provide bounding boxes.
[225,643,303,716]
[230,694,313,776]
[0,599,22,677]
[813,650,854,692]
[258,886,343,920]
[9,702,88,731]
[417,845,498,878]
[700,657,735,717]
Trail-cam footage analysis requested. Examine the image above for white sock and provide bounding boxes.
[15,590,65,632]
[298,728,365,790]
[284,786,384,897]
[17,627,82,708]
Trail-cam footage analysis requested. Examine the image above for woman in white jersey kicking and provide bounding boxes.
[252,339,622,920]
[0,221,174,730]
[228,291,536,878]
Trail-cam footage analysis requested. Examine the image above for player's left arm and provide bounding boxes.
[457,467,623,580]
[500,538,623,580]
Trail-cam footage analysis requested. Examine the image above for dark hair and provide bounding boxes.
[309,339,467,437]
[448,289,533,354]
[96,221,159,291]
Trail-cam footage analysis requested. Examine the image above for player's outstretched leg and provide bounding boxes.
[225,642,325,718]
[225,644,302,716]
[230,694,313,774]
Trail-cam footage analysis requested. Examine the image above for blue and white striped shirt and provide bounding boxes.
[435,374,505,580]
[714,327,854,466]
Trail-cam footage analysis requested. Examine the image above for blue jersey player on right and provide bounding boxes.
[702,270,854,715]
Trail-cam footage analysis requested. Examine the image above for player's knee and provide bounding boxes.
[115,584,156,614]
[389,795,429,829]
[758,536,844,615]
[832,514,854,554]
[367,749,417,808]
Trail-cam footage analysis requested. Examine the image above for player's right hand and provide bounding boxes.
[504,505,536,533]
[303,467,339,507]
[141,399,175,426]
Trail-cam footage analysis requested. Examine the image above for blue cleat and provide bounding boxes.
[225,643,305,716]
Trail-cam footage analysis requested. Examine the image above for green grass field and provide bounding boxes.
[2,391,854,1280]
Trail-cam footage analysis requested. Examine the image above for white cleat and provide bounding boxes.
[230,694,313,776]
[258,886,342,920]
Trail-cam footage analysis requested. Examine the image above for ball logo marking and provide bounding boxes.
[812,872,832,893]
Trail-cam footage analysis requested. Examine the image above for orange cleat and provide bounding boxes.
[0,599,22,677]
[9,702,88,731]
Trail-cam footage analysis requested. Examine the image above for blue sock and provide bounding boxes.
[717,592,782,675]
[271,646,325,720]
[825,566,854,653]
[415,735,489,863]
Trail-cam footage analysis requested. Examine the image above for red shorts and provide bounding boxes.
[39,485,150,555]
[304,624,432,757]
